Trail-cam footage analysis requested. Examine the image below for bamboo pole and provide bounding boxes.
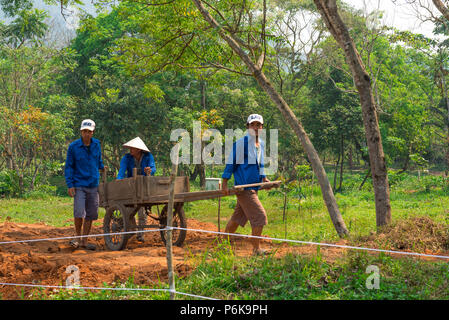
[233,181,281,189]
[165,145,179,300]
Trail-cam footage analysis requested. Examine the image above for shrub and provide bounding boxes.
[23,185,57,199]
[0,170,20,197]
[388,169,407,188]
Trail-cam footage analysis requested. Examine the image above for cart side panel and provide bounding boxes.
[99,178,137,205]
[100,176,190,206]
[142,176,189,198]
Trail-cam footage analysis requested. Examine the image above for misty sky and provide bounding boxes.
[1,1,443,40]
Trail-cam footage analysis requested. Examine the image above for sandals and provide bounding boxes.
[69,240,96,251]
[69,240,79,249]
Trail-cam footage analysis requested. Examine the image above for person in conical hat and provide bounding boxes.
[117,137,156,242]
[117,137,156,179]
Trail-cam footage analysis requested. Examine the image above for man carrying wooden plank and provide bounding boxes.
[222,114,272,256]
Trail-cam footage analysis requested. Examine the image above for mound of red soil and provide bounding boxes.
[360,216,449,255]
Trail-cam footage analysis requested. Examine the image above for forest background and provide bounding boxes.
[2,0,449,300]
[0,0,448,208]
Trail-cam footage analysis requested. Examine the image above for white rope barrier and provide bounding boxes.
[1,223,449,301]
[0,228,169,245]
[171,290,220,300]
[170,226,449,260]
[0,282,169,293]
[1,223,449,260]
[0,282,219,300]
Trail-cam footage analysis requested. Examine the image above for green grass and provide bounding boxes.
[26,277,172,300]
[185,179,449,243]
[2,171,449,300]
[0,195,106,227]
[174,242,449,300]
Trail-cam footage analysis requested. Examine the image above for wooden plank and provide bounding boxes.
[233,181,282,189]
[100,178,281,207]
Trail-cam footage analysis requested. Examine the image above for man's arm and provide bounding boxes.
[146,153,156,176]
[65,144,76,197]
[222,178,229,195]
[98,142,105,170]
[222,141,237,179]
[116,156,128,180]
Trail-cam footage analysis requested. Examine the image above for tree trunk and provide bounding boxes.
[359,168,371,191]
[432,0,449,21]
[441,63,449,171]
[200,79,207,110]
[192,0,349,237]
[198,163,206,189]
[446,130,449,171]
[400,153,410,173]
[339,136,344,192]
[333,156,339,191]
[6,130,14,170]
[314,0,391,229]
[348,144,353,171]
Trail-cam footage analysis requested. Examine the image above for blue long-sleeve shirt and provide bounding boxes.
[65,138,104,188]
[117,152,156,179]
[222,135,265,190]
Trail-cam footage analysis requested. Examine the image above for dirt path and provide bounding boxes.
[1,216,446,299]
[0,217,355,299]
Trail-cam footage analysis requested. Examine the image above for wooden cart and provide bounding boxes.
[99,172,280,251]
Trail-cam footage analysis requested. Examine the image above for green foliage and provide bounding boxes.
[387,169,407,188]
[0,0,33,17]
[0,170,20,197]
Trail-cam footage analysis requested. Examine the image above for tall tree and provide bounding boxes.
[190,0,348,236]
[313,0,391,229]
[56,0,349,236]
[433,0,449,21]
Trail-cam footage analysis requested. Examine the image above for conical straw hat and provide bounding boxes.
[123,137,150,153]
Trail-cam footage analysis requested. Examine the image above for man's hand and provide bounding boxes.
[144,167,152,175]
[262,177,273,190]
[222,179,229,196]
[68,187,76,197]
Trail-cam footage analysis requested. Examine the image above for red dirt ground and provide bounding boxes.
[0,216,447,299]
[0,217,352,299]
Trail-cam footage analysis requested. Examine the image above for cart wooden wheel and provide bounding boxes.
[103,203,131,251]
[159,203,187,247]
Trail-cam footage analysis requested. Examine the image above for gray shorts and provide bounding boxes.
[73,187,99,220]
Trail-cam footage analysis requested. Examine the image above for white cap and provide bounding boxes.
[123,137,150,153]
[80,119,96,131]
[247,114,263,124]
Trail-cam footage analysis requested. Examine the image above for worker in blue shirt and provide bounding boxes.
[222,114,271,256]
[65,119,104,251]
[117,137,156,242]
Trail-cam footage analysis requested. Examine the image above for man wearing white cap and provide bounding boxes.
[117,137,156,242]
[222,114,271,256]
[65,119,104,250]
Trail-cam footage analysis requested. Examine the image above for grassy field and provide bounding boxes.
[1,170,449,300]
